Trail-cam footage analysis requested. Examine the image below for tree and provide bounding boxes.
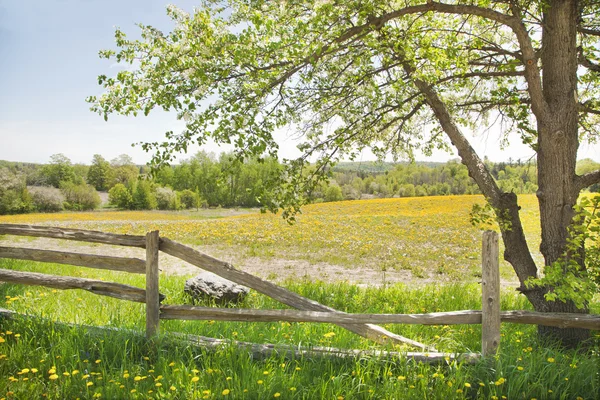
[90,1,600,347]
[110,154,139,186]
[41,154,76,188]
[87,154,113,191]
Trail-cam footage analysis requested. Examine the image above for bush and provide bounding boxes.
[155,186,180,210]
[324,184,343,202]
[132,180,157,210]
[29,186,64,212]
[0,168,33,214]
[179,189,200,209]
[60,182,101,211]
[108,183,133,209]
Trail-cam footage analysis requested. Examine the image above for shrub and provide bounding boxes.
[155,186,180,210]
[60,182,101,211]
[324,184,343,202]
[29,186,64,212]
[0,168,33,214]
[179,189,200,209]
[108,183,133,209]
[132,180,157,210]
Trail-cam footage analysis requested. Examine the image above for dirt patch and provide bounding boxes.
[0,236,519,288]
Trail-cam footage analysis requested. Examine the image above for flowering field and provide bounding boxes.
[0,194,542,281]
[0,195,599,399]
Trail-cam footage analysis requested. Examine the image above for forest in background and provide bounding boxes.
[0,152,598,215]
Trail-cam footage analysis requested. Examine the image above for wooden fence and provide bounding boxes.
[0,224,599,360]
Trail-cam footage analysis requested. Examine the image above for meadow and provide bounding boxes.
[0,194,598,399]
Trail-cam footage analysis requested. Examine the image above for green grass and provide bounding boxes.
[0,258,599,399]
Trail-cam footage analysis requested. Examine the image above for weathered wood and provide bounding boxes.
[0,269,163,303]
[500,311,600,330]
[0,224,146,248]
[482,230,501,356]
[160,306,600,330]
[160,305,483,325]
[0,308,479,365]
[146,231,160,338]
[159,238,435,351]
[0,246,146,274]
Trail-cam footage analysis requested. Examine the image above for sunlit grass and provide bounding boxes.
[0,194,543,281]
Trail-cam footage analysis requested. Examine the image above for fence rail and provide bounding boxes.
[1,223,599,360]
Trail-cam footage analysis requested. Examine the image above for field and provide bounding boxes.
[0,194,598,399]
[0,194,543,283]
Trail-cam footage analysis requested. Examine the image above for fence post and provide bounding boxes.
[146,230,160,338]
[481,230,500,357]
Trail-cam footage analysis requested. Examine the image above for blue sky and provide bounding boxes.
[0,1,598,166]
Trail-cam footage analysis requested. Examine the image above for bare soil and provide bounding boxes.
[0,236,447,287]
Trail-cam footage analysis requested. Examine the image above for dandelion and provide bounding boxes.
[72,370,79,375]
[222,389,231,395]
[63,372,70,376]
[547,357,555,363]
[263,371,270,375]
[273,393,280,398]
[48,368,56,374]
[0,338,4,343]
[226,377,232,381]
[169,362,175,366]
[517,366,524,371]
[289,387,297,391]
[170,386,176,391]
[31,369,38,373]
[95,360,101,364]
[130,389,136,393]
[397,376,406,381]
[49,374,59,380]
[257,380,264,385]
[19,368,30,374]
[495,377,506,386]
[191,377,200,383]
[13,334,20,338]
[87,382,94,387]
[123,373,129,378]
[155,383,162,387]
[295,367,301,371]
[82,374,90,379]
[323,332,335,338]
[464,383,471,388]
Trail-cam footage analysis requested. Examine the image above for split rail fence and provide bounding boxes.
[0,224,599,361]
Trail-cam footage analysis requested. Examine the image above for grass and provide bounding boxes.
[0,194,599,399]
[0,258,599,399]
[0,194,543,281]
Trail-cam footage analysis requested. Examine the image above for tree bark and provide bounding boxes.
[530,0,590,345]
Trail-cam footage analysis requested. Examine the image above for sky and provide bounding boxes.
[0,0,598,166]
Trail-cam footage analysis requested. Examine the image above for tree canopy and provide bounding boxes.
[89,1,600,345]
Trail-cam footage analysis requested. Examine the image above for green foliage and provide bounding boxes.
[0,168,33,215]
[87,154,113,191]
[132,180,157,210]
[526,195,600,309]
[179,189,199,210]
[59,182,101,211]
[108,183,133,209]
[40,154,77,188]
[324,184,343,202]
[155,186,181,210]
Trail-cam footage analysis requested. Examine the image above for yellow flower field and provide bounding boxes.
[0,194,543,281]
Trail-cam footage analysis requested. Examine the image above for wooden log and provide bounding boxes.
[160,306,600,330]
[146,231,160,338]
[0,269,164,303]
[0,308,479,365]
[0,224,146,248]
[159,238,435,351]
[0,246,146,274]
[500,311,600,330]
[481,231,500,356]
[160,305,483,325]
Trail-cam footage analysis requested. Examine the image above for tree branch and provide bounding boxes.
[575,169,600,192]
[578,27,600,37]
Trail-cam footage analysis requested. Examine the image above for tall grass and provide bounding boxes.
[1,258,598,399]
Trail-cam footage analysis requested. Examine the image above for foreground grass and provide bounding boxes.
[1,259,599,399]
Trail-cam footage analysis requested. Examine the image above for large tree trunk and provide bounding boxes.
[532,0,589,346]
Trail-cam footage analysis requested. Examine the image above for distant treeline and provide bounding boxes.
[0,153,598,215]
